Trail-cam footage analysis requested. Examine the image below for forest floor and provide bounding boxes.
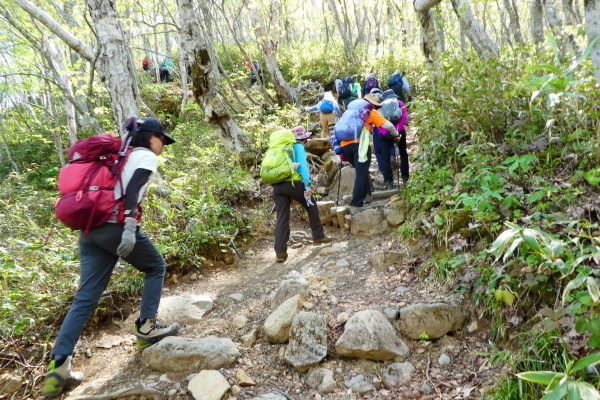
[48,222,503,400]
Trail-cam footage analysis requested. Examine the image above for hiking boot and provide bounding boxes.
[364,194,373,205]
[385,181,394,190]
[401,177,409,187]
[134,317,180,349]
[41,355,83,398]
[276,253,288,263]
[313,236,333,245]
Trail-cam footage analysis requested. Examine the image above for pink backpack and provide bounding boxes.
[54,134,134,236]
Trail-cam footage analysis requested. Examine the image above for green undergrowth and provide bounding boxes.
[401,40,600,398]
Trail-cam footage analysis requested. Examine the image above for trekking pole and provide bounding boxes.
[336,162,342,206]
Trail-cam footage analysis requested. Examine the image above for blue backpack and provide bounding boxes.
[333,100,371,141]
[388,72,402,87]
[319,99,335,114]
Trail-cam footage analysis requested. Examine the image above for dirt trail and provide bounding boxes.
[56,224,500,400]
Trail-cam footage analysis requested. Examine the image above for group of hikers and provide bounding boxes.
[142,56,191,83]
[265,72,413,262]
[41,68,413,397]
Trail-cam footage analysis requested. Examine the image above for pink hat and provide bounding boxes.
[291,126,311,140]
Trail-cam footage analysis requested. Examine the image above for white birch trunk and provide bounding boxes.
[585,0,600,83]
[177,0,251,154]
[414,0,443,69]
[247,0,297,104]
[531,0,545,45]
[450,0,500,59]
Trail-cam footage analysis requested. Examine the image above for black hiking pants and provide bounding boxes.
[376,130,409,183]
[341,142,372,207]
[273,181,325,254]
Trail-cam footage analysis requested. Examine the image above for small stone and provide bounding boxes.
[232,315,248,328]
[421,382,433,393]
[231,385,241,395]
[303,302,314,310]
[159,374,171,382]
[190,273,198,280]
[246,250,255,256]
[335,259,350,268]
[229,293,244,302]
[336,312,349,323]
[438,354,451,366]
[225,256,234,265]
[467,320,478,333]
[384,308,399,320]
[291,243,303,249]
[235,369,255,386]
[330,295,338,306]
[241,329,257,348]
[167,389,177,396]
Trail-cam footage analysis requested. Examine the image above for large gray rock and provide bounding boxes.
[141,336,239,372]
[396,303,467,339]
[306,368,336,394]
[345,374,373,394]
[351,208,388,237]
[157,295,212,325]
[370,251,403,273]
[383,362,416,388]
[383,200,408,226]
[271,275,310,310]
[330,165,355,198]
[284,312,328,371]
[335,310,409,360]
[188,370,231,400]
[264,294,304,343]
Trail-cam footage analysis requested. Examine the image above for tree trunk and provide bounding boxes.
[246,0,297,105]
[503,0,523,45]
[414,0,443,70]
[585,0,600,83]
[531,0,545,45]
[177,0,251,155]
[543,0,581,55]
[13,0,149,130]
[450,0,500,59]
[435,6,446,53]
[325,0,357,65]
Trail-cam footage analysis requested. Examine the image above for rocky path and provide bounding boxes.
[58,224,500,400]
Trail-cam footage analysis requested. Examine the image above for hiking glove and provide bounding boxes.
[117,218,137,258]
[381,121,399,137]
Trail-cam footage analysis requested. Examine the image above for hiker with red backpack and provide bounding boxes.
[375,89,410,189]
[306,91,341,138]
[42,118,179,398]
[333,95,399,208]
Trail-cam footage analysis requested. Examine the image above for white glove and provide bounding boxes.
[117,218,137,258]
[381,121,399,137]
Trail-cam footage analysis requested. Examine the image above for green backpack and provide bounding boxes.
[260,130,297,184]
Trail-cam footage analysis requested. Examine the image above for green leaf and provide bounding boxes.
[574,382,600,400]
[502,290,515,306]
[517,371,562,385]
[588,335,600,349]
[562,276,587,305]
[586,277,600,303]
[522,229,543,253]
[526,64,562,74]
[571,352,600,373]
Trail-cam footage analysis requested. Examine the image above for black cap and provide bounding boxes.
[137,117,176,145]
[381,89,397,101]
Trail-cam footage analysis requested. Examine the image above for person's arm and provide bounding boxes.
[366,110,399,136]
[122,168,153,218]
[306,101,321,113]
[293,144,311,187]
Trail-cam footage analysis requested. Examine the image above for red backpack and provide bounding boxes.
[54,133,135,236]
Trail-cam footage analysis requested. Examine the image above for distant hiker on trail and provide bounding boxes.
[337,77,362,108]
[306,91,341,138]
[142,56,150,72]
[42,118,179,398]
[245,60,264,86]
[363,73,379,96]
[263,127,332,263]
[375,89,410,189]
[387,71,412,103]
[159,62,169,82]
[333,95,399,208]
